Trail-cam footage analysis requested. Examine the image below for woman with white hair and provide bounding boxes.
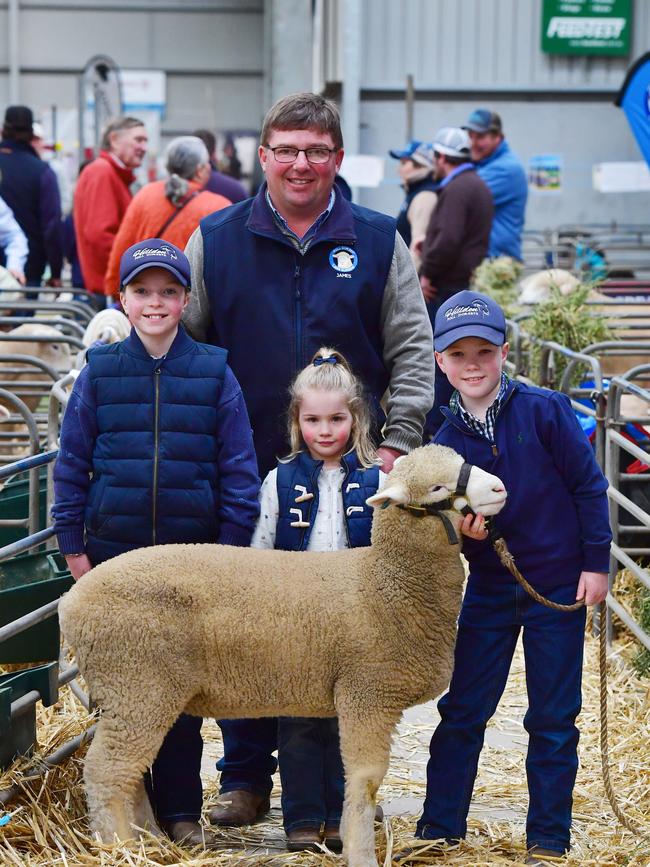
[104,135,232,299]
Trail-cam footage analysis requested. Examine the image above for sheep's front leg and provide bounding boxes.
[132,779,163,838]
[336,706,398,867]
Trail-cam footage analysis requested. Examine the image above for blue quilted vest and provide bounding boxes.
[396,175,438,248]
[84,326,227,564]
[275,451,380,551]
[200,185,396,477]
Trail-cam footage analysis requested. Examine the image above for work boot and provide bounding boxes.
[525,846,566,865]
[323,824,343,853]
[208,790,271,826]
[394,838,461,862]
[163,820,219,848]
[375,803,384,822]
[286,826,323,852]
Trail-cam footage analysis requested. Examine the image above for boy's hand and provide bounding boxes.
[576,571,608,606]
[459,512,489,541]
[65,553,93,582]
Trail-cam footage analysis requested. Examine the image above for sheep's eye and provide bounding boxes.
[429,485,444,492]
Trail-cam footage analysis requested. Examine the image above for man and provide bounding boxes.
[0,105,62,286]
[193,128,248,203]
[418,127,493,438]
[184,91,434,828]
[73,116,147,303]
[389,139,437,267]
[463,108,527,261]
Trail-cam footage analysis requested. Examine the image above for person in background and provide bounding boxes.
[463,109,527,262]
[252,347,386,852]
[389,139,437,269]
[184,90,434,829]
[0,194,28,285]
[0,105,63,287]
[193,128,248,203]
[103,136,231,300]
[73,116,148,305]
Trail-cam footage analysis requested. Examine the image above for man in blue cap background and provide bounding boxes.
[389,139,438,268]
[464,108,527,262]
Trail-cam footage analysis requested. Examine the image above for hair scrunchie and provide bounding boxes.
[313,355,338,367]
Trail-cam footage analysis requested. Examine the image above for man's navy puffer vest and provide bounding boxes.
[396,175,438,248]
[84,327,227,564]
[275,451,379,551]
[200,184,396,477]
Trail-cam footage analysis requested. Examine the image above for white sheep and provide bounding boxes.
[59,445,507,867]
[517,268,581,305]
[81,308,131,348]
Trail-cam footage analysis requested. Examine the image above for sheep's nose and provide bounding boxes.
[493,484,506,494]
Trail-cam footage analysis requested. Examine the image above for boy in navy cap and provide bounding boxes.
[414,291,611,865]
[53,238,260,847]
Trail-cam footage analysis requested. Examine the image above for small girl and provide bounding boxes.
[251,347,385,852]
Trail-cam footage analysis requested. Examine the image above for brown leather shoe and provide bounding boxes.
[163,820,218,848]
[323,824,343,853]
[287,826,323,852]
[208,790,271,826]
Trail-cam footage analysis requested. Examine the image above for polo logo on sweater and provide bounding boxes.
[329,246,358,277]
[133,245,178,261]
[444,300,490,321]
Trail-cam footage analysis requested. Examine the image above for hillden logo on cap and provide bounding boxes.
[444,299,491,322]
[329,246,358,279]
[132,244,178,262]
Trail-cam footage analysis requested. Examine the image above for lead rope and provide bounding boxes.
[487,525,642,834]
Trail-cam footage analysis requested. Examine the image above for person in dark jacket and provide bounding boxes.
[193,128,248,203]
[251,347,384,852]
[389,139,437,268]
[419,127,493,317]
[0,105,63,286]
[52,238,260,848]
[183,91,434,829]
[414,291,611,866]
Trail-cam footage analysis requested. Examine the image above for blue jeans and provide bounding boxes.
[278,716,345,832]
[217,718,278,796]
[145,713,203,823]
[416,579,586,854]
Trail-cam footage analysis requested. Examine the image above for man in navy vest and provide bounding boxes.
[184,92,434,827]
[0,105,63,287]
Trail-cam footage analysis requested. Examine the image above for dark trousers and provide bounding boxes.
[217,717,278,796]
[278,716,345,832]
[416,579,586,854]
[145,713,203,823]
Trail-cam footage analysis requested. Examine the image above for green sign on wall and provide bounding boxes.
[542,0,631,56]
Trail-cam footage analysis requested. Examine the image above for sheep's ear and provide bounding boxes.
[366,482,410,509]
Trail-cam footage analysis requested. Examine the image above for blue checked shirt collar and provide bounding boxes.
[265,188,336,253]
[449,372,510,442]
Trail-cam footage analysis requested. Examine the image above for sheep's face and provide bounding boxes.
[368,445,507,517]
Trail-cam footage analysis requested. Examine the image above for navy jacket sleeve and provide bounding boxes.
[544,392,612,572]
[215,365,261,546]
[52,366,97,554]
[39,166,63,279]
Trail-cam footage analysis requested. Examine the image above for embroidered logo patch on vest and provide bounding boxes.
[329,246,358,277]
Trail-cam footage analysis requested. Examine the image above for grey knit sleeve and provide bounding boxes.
[379,232,435,453]
[182,227,211,343]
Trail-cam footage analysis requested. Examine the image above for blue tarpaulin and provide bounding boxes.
[616,51,650,169]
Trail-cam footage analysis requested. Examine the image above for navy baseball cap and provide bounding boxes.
[463,108,502,135]
[434,291,507,352]
[119,238,191,289]
[389,139,423,160]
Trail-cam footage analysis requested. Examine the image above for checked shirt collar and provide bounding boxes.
[449,372,510,443]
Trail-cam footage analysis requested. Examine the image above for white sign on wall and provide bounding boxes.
[593,161,650,192]
[121,70,167,115]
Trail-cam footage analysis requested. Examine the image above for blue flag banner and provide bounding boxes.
[616,52,650,169]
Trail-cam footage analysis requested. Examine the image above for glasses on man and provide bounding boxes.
[267,146,338,164]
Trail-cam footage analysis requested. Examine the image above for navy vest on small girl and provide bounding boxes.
[275,451,380,551]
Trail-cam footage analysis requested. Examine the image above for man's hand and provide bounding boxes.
[576,571,608,606]
[459,511,489,541]
[8,269,25,285]
[419,274,438,303]
[65,553,93,582]
[376,446,404,473]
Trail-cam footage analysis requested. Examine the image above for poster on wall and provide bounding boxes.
[541,0,631,56]
[528,154,563,192]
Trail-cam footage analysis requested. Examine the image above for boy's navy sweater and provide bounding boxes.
[434,379,611,588]
[53,326,260,564]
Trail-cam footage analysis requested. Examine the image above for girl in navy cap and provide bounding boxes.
[414,290,611,865]
[52,238,260,847]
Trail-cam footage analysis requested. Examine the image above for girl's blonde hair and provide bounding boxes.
[284,347,379,468]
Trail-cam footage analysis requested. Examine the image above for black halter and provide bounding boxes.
[394,461,474,545]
